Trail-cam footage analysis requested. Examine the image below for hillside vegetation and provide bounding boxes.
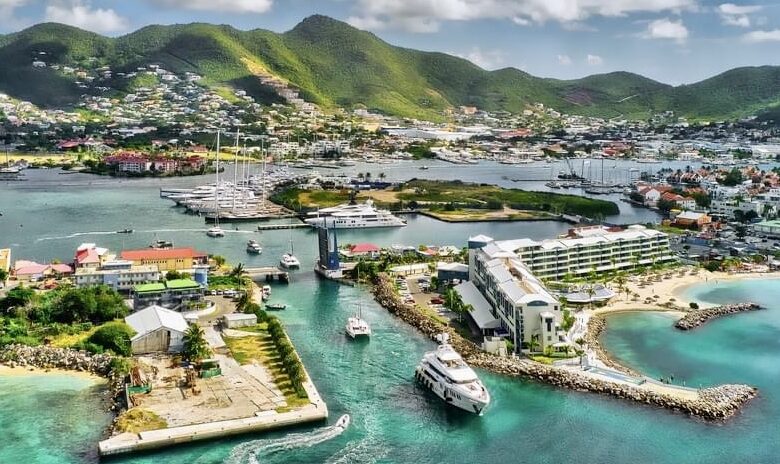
[2,15,780,120]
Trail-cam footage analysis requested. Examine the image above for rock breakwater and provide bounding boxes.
[675,303,762,330]
[0,344,115,375]
[372,274,757,420]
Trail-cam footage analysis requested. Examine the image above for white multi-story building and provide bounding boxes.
[74,261,160,291]
[457,235,565,354]
[493,225,675,281]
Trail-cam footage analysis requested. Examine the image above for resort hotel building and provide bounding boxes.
[457,235,566,354]
[457,225,674,353]
[501,225,675,280]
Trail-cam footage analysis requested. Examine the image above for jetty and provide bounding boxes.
[675,302,763,330]
[246,266,290,282]
[371,274,757,421]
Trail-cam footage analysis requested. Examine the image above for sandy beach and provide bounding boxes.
[592,267,780,315]
[0,364,105,382]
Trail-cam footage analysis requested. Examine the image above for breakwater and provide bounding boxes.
[675,303,763,330]
[372,274,757,420]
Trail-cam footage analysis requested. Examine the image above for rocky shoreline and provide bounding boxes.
[0,344,127,414]
[582,314,641,377]
[675,303,763,330]
[372,274,757,420]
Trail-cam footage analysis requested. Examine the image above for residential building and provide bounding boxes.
[125,305,188,354]
[74,243,111,269]
[132,278,204,310]
[459,235,565,353]
[104,152,151,173]
[74,261,160,291]
[13,261,73,282]
[487,225,675,281]
[120,247,208,271]
[754,220,780,238]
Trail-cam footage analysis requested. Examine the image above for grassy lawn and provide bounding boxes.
[424,208,556,222]
[48,324,99,348]
[230,323,269,334]
[223,330,309,410]
[115,408,167,433]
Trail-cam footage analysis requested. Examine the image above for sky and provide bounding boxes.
[1,0,780,85]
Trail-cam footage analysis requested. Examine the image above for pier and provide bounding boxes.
[246,266,291,282]
[256,223,312,231]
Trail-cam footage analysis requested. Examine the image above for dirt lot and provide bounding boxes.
[129,353,287,428]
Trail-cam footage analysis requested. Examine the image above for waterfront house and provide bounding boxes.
[104,152,151,173]
[345,243,381,259]
[120,247,208,272]
[125,305,188,354]
[74,243,111,269]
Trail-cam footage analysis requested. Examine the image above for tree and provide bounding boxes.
[614,274,628,300]
[657,198,676,214]
[182,324,211,362]
[0,268,7,285]
[86,322,135,356]
[211,255,227,267]
[165,270,183,280]
[530,334,541,353]
[230,263,247,291]
[721,168,744,186]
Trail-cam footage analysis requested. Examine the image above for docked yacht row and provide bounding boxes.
[305,200,407,229]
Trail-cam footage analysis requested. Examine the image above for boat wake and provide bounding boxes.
[323,436,388,464]
[223,415,350,464]
[34,227,254,242]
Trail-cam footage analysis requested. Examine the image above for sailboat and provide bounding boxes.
[279,237,300,268]
[206,130,225,238]
[345,271,371,339]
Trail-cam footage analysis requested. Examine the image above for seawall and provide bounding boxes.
[675,303,763,330]
[372,274,757,420]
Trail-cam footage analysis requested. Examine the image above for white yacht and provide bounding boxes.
[305,200,406,229]
[280,253,300,269]
[415,333,490,415]
[206,226,225,237]
[246,239,262,254]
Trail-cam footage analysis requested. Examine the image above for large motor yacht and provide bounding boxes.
[305,200,406,229]
[415,333,490,415]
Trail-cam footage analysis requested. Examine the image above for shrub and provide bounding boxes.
[689,302,699,310]
[87,322,135,356]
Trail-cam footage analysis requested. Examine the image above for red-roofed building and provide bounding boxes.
[74,243,111,269]
[13,260,73,282]
[660,192,696,211]
[344,243,381,259]
[120,247,208,271]
[105,152,151,173]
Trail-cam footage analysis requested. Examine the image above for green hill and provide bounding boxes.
[1,15,780,121]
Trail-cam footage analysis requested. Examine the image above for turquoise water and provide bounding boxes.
[4,171,780,463]
[0,375,111,464]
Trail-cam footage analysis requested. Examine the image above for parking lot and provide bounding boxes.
[395,274,456,322]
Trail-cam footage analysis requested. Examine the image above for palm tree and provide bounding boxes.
[530,334,541,353]
[357,172,365,181]
[586,285,597,310]
[230,263,247,291]
[378,172,386,180]
[614,274,627,300]
[182,324,211,362]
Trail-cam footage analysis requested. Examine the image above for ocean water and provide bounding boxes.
[4,170,780,463]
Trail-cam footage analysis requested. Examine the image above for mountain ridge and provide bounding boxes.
[1,15,779,121]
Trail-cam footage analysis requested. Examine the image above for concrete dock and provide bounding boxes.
[98,374,327,456]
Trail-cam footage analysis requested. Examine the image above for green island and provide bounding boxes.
[272,179,620,221]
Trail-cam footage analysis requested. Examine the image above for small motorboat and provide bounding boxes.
[335,414,350,430]
[150,239,174,249]
[265,303,287,311]
[206,226,225,238]
[117,229,133,234]
[246,239,263,254]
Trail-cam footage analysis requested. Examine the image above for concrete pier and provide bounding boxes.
[98,375,327,456]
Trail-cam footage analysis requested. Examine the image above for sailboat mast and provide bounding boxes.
[233,127,240,211]
[215,130,221,226]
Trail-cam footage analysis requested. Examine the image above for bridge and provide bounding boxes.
[245,267,290,283]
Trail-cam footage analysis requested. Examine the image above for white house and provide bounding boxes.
[125,305,188,354]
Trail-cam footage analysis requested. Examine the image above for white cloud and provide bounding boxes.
[643,17,689,42]
[452,47,506,69]
[44,1,128,33]
[742,29,780,43]
[346,0,697,33]
[0,0,31,31]
[586,54,603,65]
[557,54,572,65]
[718,3,761,28]
[152,0,273,14]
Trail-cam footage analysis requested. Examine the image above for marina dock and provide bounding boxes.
[246,266,291,282]
[256,223,312,231]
